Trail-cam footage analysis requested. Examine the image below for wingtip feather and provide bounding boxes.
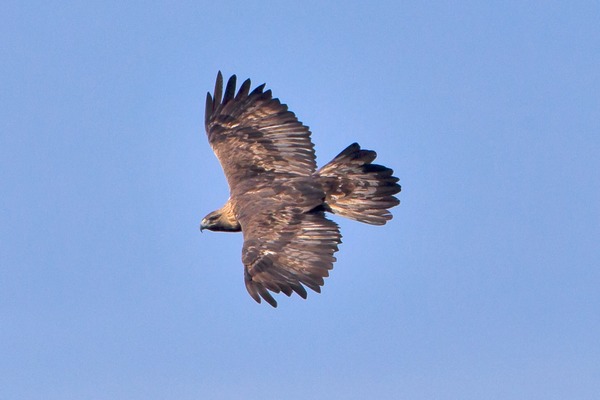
[250,83,266,95]
[205,92,213,126]
[236,78,251,100]
[214,71,223,106]
[223,74,237,104]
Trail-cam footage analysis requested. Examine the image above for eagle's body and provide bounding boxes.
[201,72,401,307]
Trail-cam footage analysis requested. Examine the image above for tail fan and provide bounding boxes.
[316,143,401,225]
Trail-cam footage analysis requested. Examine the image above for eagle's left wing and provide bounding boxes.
[205,72,317,192]
[240,208,342,308]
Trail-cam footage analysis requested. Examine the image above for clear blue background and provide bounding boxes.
[1,1,599,399]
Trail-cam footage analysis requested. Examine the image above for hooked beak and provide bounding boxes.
[200,219,207,232]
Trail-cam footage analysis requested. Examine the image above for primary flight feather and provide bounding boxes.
[201,72,401,307]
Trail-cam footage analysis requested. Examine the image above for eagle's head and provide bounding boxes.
[200,205,241,233]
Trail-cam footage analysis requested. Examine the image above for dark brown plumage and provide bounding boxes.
[201,72,401,307]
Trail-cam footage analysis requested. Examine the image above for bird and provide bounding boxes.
[200,72,401,307]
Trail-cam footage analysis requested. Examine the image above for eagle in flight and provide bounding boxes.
[200,72,401,307]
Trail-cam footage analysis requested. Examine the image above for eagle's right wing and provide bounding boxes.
[240,208,342,308]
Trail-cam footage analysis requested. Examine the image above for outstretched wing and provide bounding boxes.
[240,206,342,308]
[205,72,317,189]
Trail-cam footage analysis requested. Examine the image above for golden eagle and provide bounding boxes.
[200,72,401,307]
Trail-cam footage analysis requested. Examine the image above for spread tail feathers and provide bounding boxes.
[316,143,401,225]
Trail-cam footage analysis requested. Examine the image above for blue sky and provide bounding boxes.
[1,1,599,399]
